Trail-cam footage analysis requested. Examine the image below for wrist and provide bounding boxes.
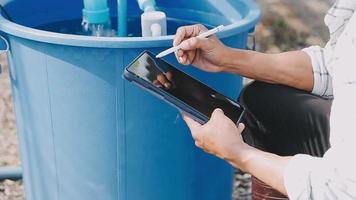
[220,47,249,73]
[226,143,257,171]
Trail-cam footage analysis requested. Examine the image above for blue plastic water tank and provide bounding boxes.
[0,0,260,199]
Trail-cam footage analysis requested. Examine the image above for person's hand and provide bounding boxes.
[173,24,229,73]
[153,71,174,89]
[183,109,248,163]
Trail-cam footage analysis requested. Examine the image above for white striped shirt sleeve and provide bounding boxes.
[302,46,334,98]
[301,0,356,99]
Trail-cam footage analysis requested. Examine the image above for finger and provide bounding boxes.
[184,56,193,65]
[186,50,196,65]
[180,37,205,51]
[178,54,190,65]
[156,74,171,89]
[177,56,189,65]
[177,56,183,64]
[173,24,204,46]
[195,24,209,33]
[153,80,160,86]
[183,114,201,132]
[180,54,191,66]
[203,148,213,154]
[173,27,188,46]
[178,48,194,65]
[237,123,245,132]
[177,49,184,57]
[207,108,228,125]
[237,123,246,140]
[173,26,194,46]
[195,141,203,148]
[165,71,173,82]
[176,49,185,57]
[211,108,225,118]
[175,49,185,62]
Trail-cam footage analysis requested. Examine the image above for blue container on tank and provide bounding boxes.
[0,0,260,199]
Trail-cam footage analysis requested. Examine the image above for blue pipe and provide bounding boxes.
[137,0,156,12]
[0,166,22,181]
[117,0,127,36]
[82,0,110,24]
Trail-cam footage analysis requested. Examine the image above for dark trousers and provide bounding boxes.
[239,81,332,157]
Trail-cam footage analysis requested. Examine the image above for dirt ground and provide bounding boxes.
[0,1,331,199]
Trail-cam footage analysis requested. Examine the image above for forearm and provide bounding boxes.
[221,48,313,92]
[226,145,291,196]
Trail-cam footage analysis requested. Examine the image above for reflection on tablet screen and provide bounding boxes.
[127,52,243,122]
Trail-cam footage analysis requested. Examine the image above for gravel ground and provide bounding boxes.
[0,1,330,199]
[0,54,23,200]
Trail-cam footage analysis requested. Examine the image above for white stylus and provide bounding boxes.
[155,25,225,58]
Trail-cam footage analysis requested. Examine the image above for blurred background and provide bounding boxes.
[0,0,331,199]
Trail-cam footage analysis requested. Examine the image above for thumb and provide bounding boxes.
[238,123,246,139]
[237,123,245,132]
[210,108,225,120]
[180,37,208,51]
[182,114,201,132]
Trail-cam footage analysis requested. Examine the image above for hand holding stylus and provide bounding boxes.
[156,25,224,58]
[168,24,230,73]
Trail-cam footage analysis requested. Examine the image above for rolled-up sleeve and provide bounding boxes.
[302,46,333,98]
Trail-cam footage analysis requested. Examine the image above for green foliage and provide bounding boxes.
[272,17,308,51]
[257,15,309,52]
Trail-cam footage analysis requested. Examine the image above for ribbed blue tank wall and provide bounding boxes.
[0,0,260,199]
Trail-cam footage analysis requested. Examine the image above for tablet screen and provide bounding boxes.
[127,52,244,123]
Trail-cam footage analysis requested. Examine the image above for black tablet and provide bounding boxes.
[123,51,244,124]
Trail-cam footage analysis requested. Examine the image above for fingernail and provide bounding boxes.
[173,40,177,46]
[164,82,171,88]
[215,108,224,114]
[178,57,183,63]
